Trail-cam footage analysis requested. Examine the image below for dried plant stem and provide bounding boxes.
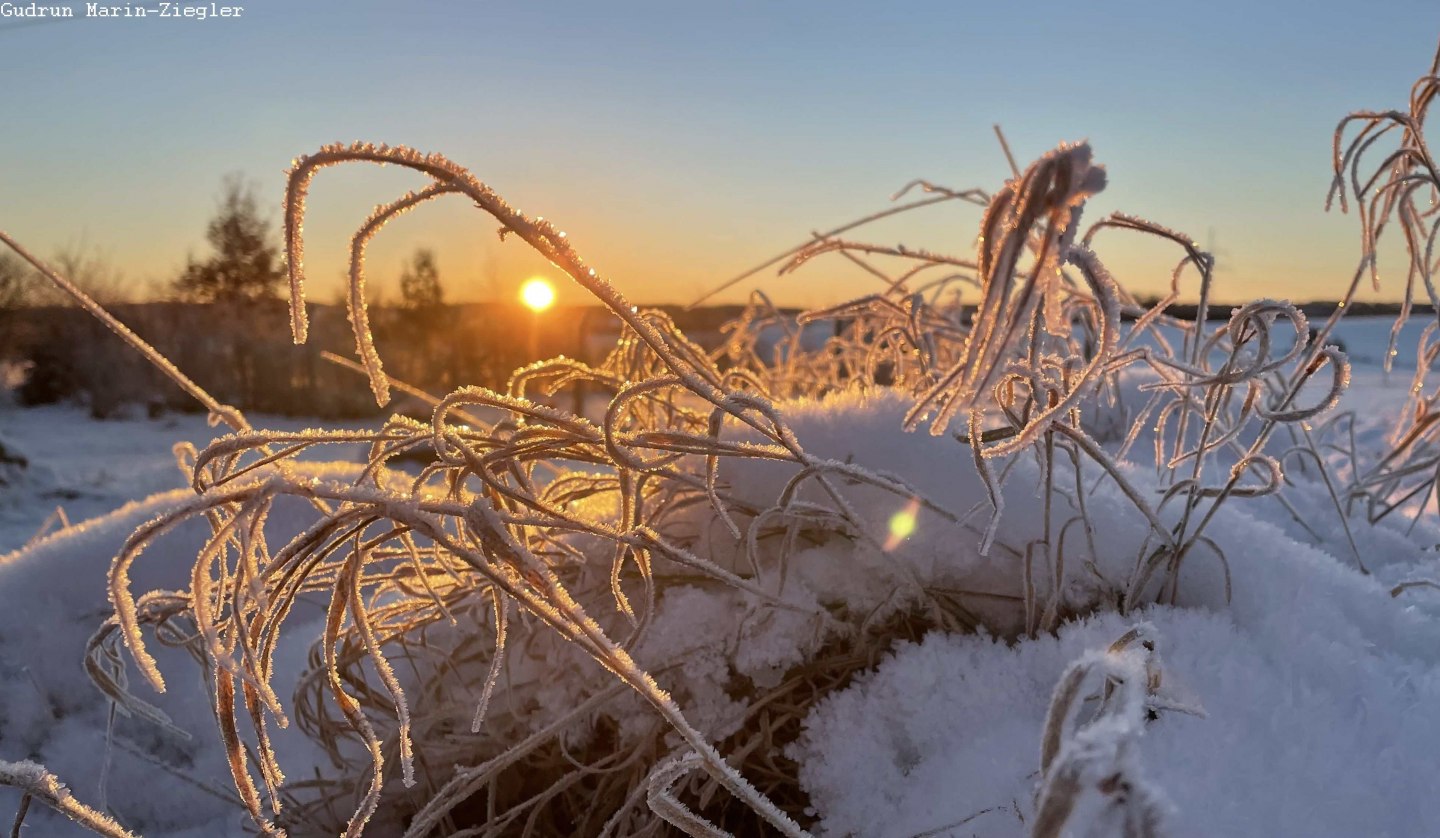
[0,761,135,838]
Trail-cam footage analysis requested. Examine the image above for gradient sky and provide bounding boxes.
[2,0,1437,309]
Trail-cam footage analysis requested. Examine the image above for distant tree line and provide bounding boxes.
[4,175,1418,422]
[1125,295,1432,322]
[0,177,749,420]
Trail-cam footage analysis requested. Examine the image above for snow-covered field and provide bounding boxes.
[2,314,1440,837]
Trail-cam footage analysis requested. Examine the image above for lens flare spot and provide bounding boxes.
[883,498,922,551]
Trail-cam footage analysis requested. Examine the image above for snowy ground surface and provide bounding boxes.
[2,316,1439,836]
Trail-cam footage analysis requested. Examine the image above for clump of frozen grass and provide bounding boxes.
[100,138,1340,834]
[2,139,1358,835]
[1328,39,1440,528]
[15,41,1440,835]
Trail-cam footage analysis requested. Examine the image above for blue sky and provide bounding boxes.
[2,0,1436,307]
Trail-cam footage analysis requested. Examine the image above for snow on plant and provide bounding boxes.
[0,759,135,838]
[0,146,1356,836]
[1327,42,1440,529]
[1030,624,1205,838]
[4,38,1440,838]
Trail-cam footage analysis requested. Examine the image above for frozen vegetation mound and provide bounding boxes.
[2,37,1440,838]
[3,385,1439,837]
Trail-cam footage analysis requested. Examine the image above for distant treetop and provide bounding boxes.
[173,175,283,305]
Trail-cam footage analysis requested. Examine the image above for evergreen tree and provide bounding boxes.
[173,176,283,304]
[171,176,285,410]
[399,249,444,314]
[394,248,453,387]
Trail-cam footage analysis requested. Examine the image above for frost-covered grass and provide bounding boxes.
[2,352,1438,838]
[0,407,378,554]
[2,38,1440,838]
